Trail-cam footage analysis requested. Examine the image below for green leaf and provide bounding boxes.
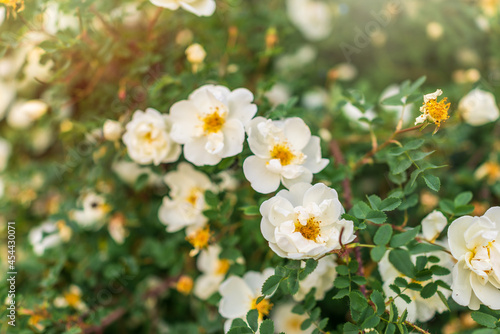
[344,322,360,334]
[437,290,450,311]
[416,256,428,271]
[406,75,427,95]
[392,157,412,175]
[228,319,253,334]
[430,265,451,276]
[332,288,349,299]
[439,199,455,215]
[204,190,219,207]
[361,315,380,329]
[394,277,408,288]
[423,174,441,192]
[390,226,421,248]
[420,282,438,299]
[382,94,405,106]
[374,225,393,245]
[471,311,499,328]
[385,323,396,334]
[379,197,402,211]
[300,318,312,330]
[370,290,386,315]
[134,173,149,191]
[350,291,369,312]
[408,150,435,161]
[318,318,329,330]
[287,271,300,295]
[261,275,282,295]
[404,139,425,150]
[366,210,387,224]
[246,309,259,332]
[336,265,349,276]
[241,206,260,215]
[367,195,382,209]
[389,302,399,322]
[455,191,473,207]
[389,249,415,278]
[334,276,350,289]
[409,242,445,254]
[352,202,371,219]
[300,259,318,280]
[454,205,475,215]
[352,275,367,286]
[292,303,305,314]
[259,319,274,334]
[370,245,387,262]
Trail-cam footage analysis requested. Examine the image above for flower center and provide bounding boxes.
[64,292,81,308]
[176,275,194,295]
[250,297,273,319]
[216,259,231,275]
[423,97,450,126]
[294,217,321,242]
[270,143,295,166]
[186,188,201,206]
[201,108,225,134]
[186,226,212,250]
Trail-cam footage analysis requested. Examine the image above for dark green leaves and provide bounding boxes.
[471,311,499,328]
[261,275,281,296]
[389,249,415,278]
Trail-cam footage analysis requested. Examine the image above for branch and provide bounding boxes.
[82,307,126,334]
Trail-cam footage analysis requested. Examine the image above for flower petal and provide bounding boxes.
[184,138,222,166]
[243,155,281,193]
[284,117,311,151]
[451,260,472,307]
[448,216,474,259]
[218,276,253,319]
[470,272,500,309]
[221,119,245,158]
[180,0,216,16]
[227,88,257,126]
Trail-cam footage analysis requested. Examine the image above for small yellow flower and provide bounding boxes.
[415,89,451,129]
[186,225,212,256]
[475,161,500,184]
[176,275,194,295]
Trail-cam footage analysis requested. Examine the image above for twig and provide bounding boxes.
[404,320,431,334]
[352,124,424,172]
[82,308,126,334]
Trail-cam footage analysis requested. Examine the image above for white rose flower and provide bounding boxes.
[448,207,500,310]
[272,302,313,334]
[276,45,317,72]
[260,183,355,259]
[70,192,111,229]
[302,87,328,110]
[286,0,333,41]
[294,256,337,301]
[112,160,163,187]
[149,0,216,17]
[170,84,257,166]
[379,245,453,322]
[7,100,49,129]
[103,119,123,141]
[185,43,206,64]
[43,2,79,35]
[264,83,291,108]
[421,210,448,242]
[122,108,181,166]
[459,88,500,126]
[28,220,71,256]
[194,244,231,300]
[243,117,328,194]
[219,268,275,333]
[54,285,87,311]
[158,162,214,233]
[0,137,11,172]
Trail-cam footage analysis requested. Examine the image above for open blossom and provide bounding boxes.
[112,160,163,187]
[29,220,72,256]
[448,207,500,310]
[7,100,48,129]
[294,256,337,301]
[260,183,355,259]
[170,85,257,166]
[70,192,111,230]
[122,108,181,166]
[158,162,214,233]
[194,244,231,300]
[54,285,87,311]
[286,0,333,41]
[459,88,500,126]
[219,268,274,333]
[272,302,313,334]
[243,117,328,194]
[150,0,215,17]
[415,89,451,127]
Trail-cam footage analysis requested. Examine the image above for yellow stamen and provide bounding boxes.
[176,275,194,295]
[250,297,273,319]
[270,143,295,166]
[186,226,212,250]
[64,292,81,308]
[201,108,225,134]
[423,97,450,126]
[186,188,201,206]
[294,217,321,242]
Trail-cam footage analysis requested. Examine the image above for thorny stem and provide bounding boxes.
[404,320,431,334]
[352,124,424,172]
